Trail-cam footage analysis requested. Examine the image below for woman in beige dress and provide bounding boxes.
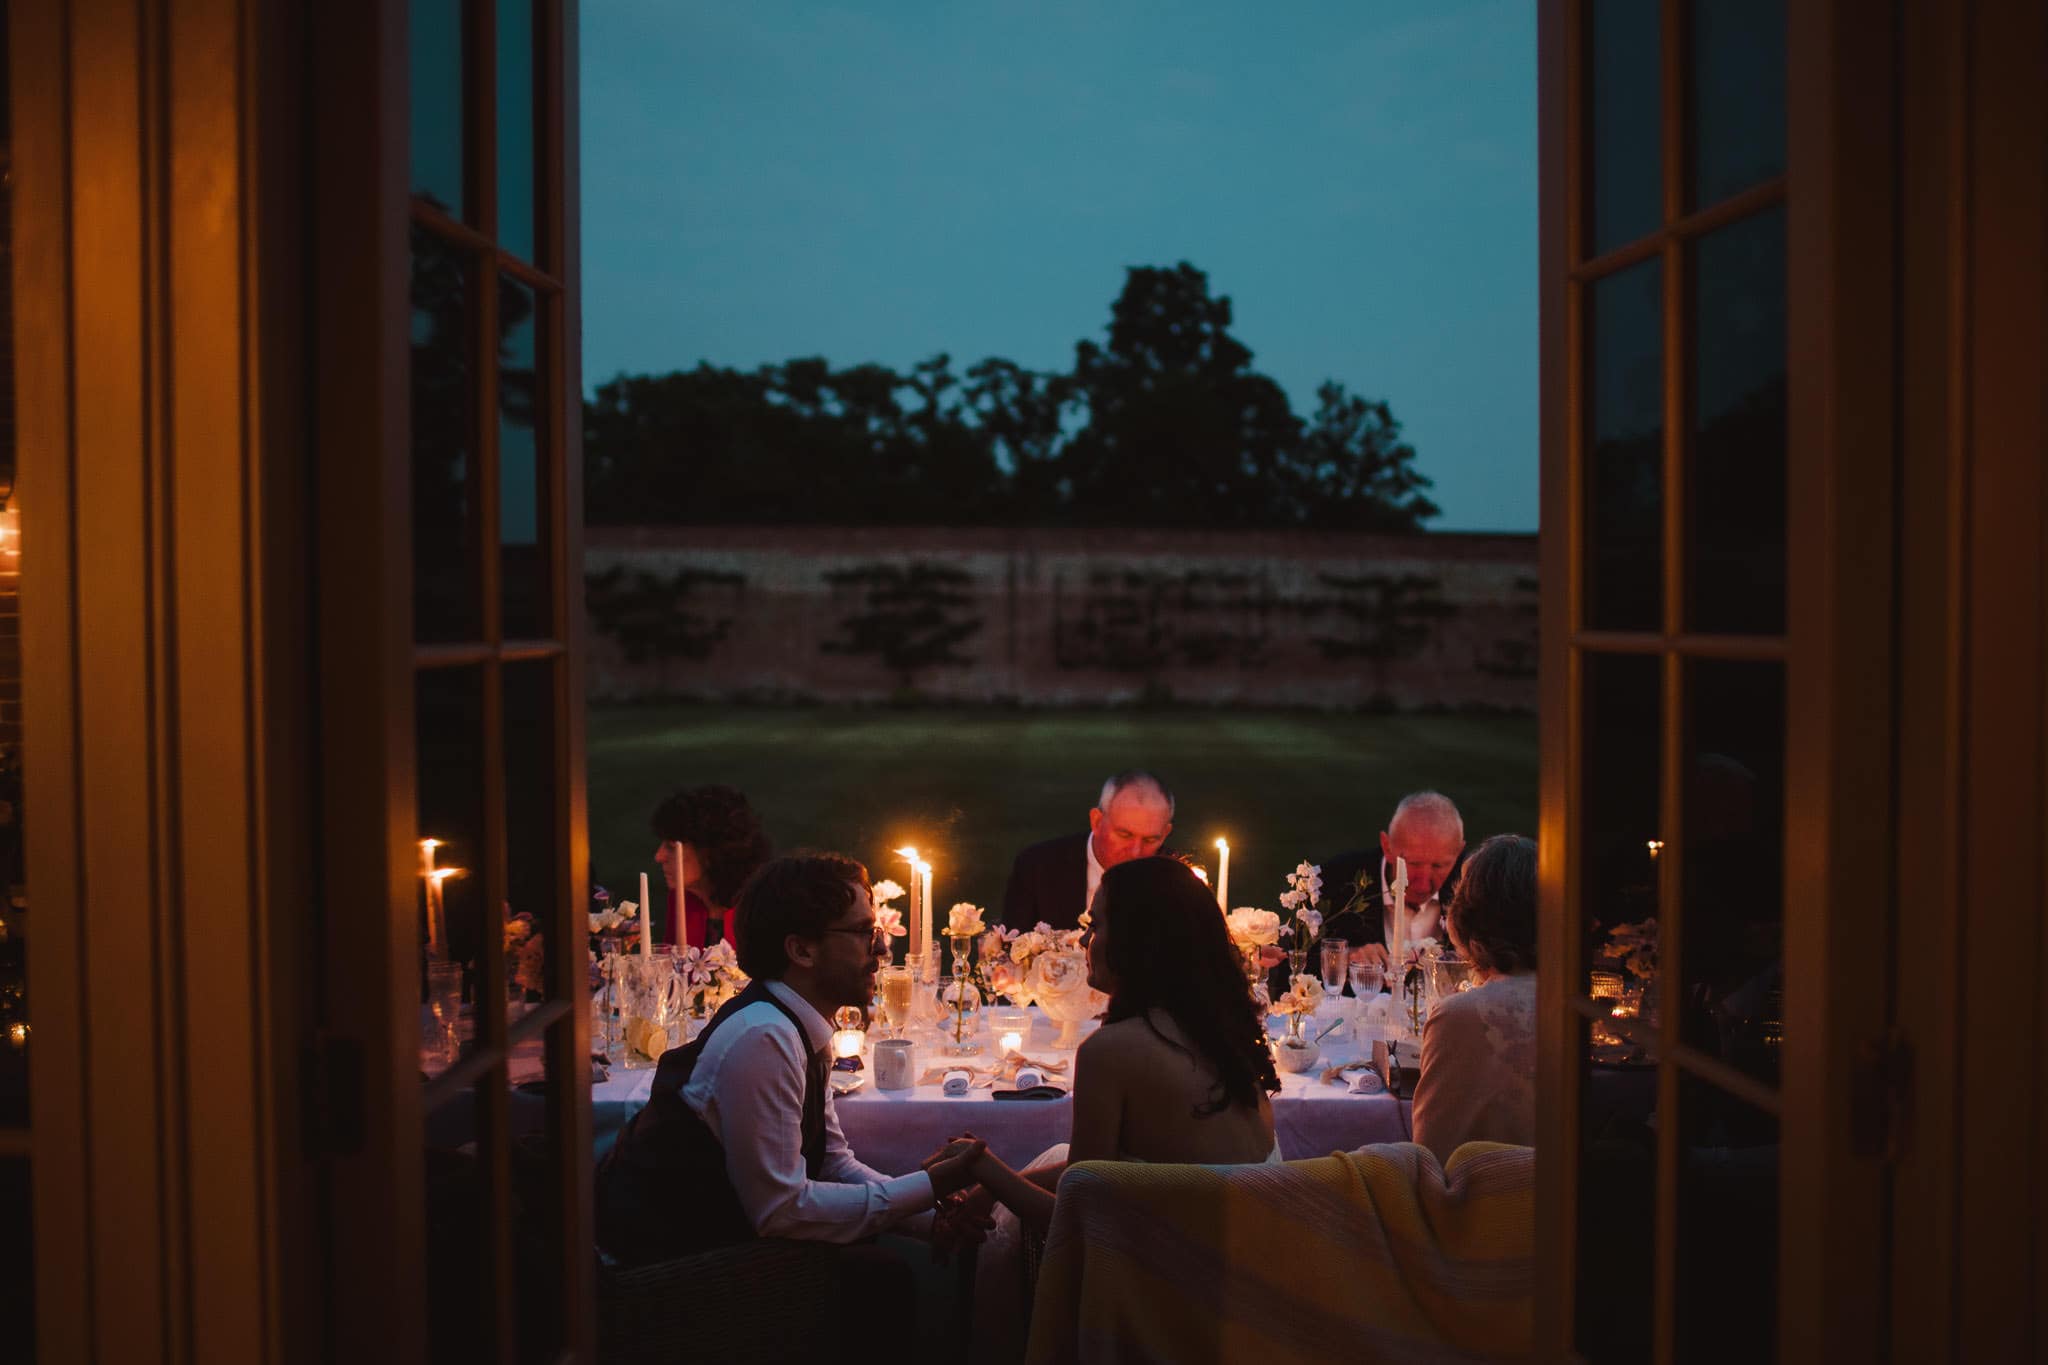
[1412,833,1539,1164]
[964,855,1281,1235]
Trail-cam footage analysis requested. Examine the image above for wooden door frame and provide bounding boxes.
[307,1,429,1360]
[15,0,323,1359]
[1776,3,1900,1362]
[1537,0,1906,1357]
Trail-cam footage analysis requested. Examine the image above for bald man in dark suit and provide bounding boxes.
[1000,770,1174,931]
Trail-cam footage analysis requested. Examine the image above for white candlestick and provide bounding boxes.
[1214,838,1230,911]
[419,839,440,956]
[919,863,934,955]
[639,871,652,955]
[897,847,923,961]
[1391,856,1409,969]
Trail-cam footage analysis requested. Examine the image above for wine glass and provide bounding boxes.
[426,961,463,1065]
[1348,961,1384,998]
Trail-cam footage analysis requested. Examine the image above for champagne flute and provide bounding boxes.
[879,964,915,1040]
[1320,939,1350,993]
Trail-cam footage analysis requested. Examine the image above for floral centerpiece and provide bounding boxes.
[1593,919,1659,1056]
[1268,973,1326,1071]
[1277,862,1325,972]
[983,922,1072,1005]
[676,940,748,1020]
[940,904,990,1052]
[1600,918,1658,984]
[871,879,909,962]
[1225,906,1282,986]
[503,911,547,998]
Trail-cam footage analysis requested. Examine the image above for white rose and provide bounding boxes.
[1226,907,1282,947]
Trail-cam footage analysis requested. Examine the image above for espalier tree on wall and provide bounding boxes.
[819,562,985,692]
[585,565,746,678]
[582,263,1440,533]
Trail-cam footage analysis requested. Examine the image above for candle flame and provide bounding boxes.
[915,860,931,874]
[429,867,464,882]
[1646,839,1665,858]
[1191,866,1210,884]
[1215,837,1228,851]
[419,837,442,852]
[895,846,919,860]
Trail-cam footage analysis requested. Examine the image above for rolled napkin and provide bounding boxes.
[1349,1068,1387,1095]
[941,1069,972,1097]
[1014,1066,1046,1089]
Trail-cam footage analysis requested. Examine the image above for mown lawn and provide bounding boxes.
[586,705,1538,922]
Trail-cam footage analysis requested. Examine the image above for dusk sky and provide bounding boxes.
[581,1,1537,532]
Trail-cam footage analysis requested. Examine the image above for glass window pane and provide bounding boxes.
[497,0,541,263]
[413,228,482,643]
[507,1023,574,1362]
[417,666,488,990]
[1588,0,1662,255]
[1688,206,1787,635]
[1576,1017,1658,1363]
[1582,652,1663,1001]
[1674,1073,1780,1362]
[503,660,560,1008]
[424,1084,500,1364]
[1585,258,1663,632]
[410,0,468,219]
[1681,660,1784,1087]
[1689,0,1786,209]
[499,278,551,639]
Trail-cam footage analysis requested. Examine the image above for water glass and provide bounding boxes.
[1320,939,1350,993]
[425,961,464,1065]
[1348,961,1384,999]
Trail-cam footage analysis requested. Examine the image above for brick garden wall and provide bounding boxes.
[584,526,1538,711]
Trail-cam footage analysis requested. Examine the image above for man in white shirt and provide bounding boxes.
[597,852,986,1266]
[1000,770,1176,931]
[1312,791,1469,974]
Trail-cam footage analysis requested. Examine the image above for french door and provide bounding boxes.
[1536,1,1888,1359]
[314,3,592,1362]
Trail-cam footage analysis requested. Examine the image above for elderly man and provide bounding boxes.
[1315,790,1469,971]
[1000,770,1174,931]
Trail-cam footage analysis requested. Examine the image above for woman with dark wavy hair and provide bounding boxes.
[650,784,772,948]
[964,856,1281,1239]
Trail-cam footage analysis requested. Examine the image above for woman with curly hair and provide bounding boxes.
[649,785,772,949]
[966,856,1282,1237]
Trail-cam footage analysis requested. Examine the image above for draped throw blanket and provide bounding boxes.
[1025,1142,1534,1365]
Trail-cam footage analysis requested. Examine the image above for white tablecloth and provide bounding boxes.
[591,1005,1411,1174]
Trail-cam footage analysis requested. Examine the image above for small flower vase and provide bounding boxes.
[1273,1014,1320,1072]
[940,975,983,1056]
[948,935,980,992]
[1287,947,1309,979]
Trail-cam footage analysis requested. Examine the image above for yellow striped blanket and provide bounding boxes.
[1024,1142,1533,1364]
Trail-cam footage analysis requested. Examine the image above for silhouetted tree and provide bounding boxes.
[1059,263,1301,527]
[582,262,1441,532]
[1289,382,1441,530]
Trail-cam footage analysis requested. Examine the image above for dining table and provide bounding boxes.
[586,1003,1416,1173]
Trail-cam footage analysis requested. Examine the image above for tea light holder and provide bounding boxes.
[831,1005,866,1065]
[989,1007,1032,1047]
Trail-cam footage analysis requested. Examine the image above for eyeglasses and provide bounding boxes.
[821,924,885,949]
